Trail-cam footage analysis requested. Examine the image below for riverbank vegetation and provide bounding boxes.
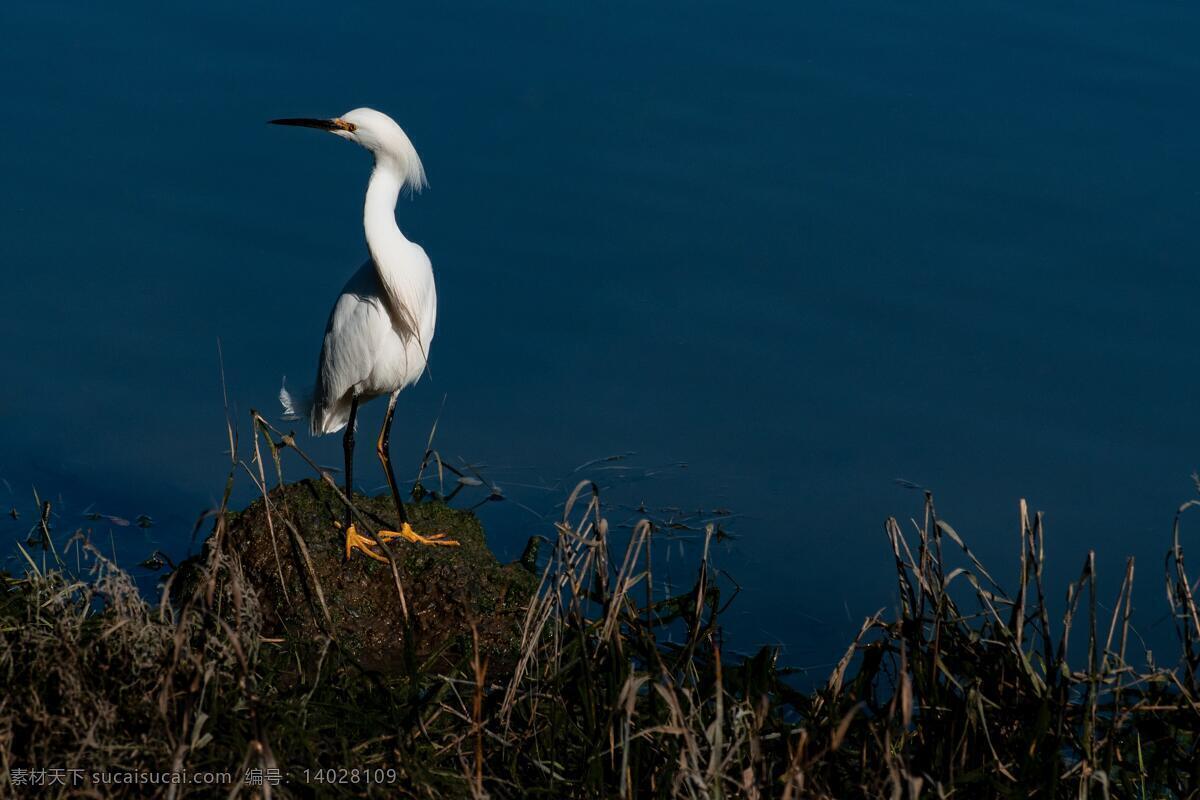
[3,414,1200,797]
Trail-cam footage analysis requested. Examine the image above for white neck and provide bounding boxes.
[363,158,408,262]
[361,156,431,343]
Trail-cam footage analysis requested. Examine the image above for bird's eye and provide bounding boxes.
[333,119,357,132]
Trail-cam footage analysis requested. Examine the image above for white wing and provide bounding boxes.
[295,240,436,436]
[308,262,393,435]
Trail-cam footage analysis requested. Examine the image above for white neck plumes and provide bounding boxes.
[362,130,426,257]
[360,140,431,347]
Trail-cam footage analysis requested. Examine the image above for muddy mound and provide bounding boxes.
[210,479,537,672]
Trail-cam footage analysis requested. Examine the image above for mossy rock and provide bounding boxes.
[203,479,537,673]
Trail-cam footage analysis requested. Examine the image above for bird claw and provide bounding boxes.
[378,522,460,547]
[344,524,388,563]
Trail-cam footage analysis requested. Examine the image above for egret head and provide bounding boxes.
[270,107,426,192]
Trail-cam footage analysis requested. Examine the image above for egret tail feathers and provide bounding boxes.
[280,376,351,436]
[279,377,311,422]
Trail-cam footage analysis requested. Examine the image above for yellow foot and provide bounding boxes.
[378,522,460,547]
[344,524,388,563]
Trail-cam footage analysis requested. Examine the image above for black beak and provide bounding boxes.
[269,118,340,131]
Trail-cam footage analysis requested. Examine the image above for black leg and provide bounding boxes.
[377,390,409,527]
[343,392,360,527]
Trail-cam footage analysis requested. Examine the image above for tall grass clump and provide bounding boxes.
[3,410,1200,797]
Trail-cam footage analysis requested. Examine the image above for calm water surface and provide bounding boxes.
[2,1,1199,666]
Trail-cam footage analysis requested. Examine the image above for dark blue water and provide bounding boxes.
[3,1,1199,668]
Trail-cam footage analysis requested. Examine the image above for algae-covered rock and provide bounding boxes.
[213,479,536,673]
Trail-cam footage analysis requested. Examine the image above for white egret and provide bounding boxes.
[271,108,457,561]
